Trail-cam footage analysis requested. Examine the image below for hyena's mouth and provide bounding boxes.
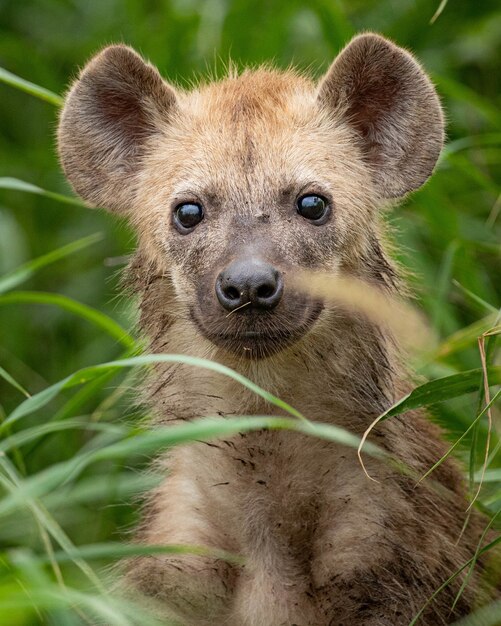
[189,302,323,359]
[189,256,324,358]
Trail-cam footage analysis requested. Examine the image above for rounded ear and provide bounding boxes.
[318,33,444,198]
[58,45,178,212]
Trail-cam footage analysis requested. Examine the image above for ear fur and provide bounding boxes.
[318,33,444,198]
[58,45,177,212]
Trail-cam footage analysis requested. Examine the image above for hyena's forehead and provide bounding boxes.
[148,71,360,201]
[178,71,321,182]
[187,69,316,125]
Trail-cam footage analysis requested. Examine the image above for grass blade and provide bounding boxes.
[358,367,501,477]
[0,67,63,106]
[0,582,163,626]
[430,314,497,360]
[0,291,136,350]
[453,280,498,314]
[430,0,448,23]
[0,233,102,295]
[0,365,30,398]
[2,354,307,429]
[384,367,501,420]
[0,177,87,207]
[40,542,245,566]
[0,417,384,516]
[417,389,501,484]
[0,419,127,454]
[451,509,501,613]
[4,356,501,433]
[0,456,104,592]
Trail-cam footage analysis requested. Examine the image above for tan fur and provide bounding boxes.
[58,34,495,625]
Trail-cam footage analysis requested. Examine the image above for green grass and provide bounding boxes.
[0,1,500,624]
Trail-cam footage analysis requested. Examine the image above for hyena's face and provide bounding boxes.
[133,78,376,357]
[58,34,443,358]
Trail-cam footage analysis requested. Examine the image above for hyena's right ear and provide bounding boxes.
[58,45,177,213]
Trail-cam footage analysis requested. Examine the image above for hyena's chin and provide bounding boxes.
[189,300,323,359]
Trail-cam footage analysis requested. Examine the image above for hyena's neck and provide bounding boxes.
[144,312,400,430]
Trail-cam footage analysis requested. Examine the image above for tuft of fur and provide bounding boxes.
[58,33,496,625]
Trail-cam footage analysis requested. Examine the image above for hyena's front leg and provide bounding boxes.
[124,552,235,625]
[229,565,322,626]
[122,471,238,626]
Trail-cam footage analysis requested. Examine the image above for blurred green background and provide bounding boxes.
[0,0,500,624]
[1,0,500,406]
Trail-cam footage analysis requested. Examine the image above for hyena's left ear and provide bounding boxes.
[58,45,178,213]
[318,33,444,198]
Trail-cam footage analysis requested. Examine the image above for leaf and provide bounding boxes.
[4,354,501,434]
[430,314,498,360]
[0,417,384,517]
[474,469,501,483]
[417,389,501,484]
[0,177,87,207]
[358,367,501,476]
[0,67,63,106]
[0,419,127,454]
[0,291,136,350]
[39,542,245,566]
[0,456,103,592]
[42,472,160,510]
[1,354,307,430]
[0,233,103,295]
[430,0,448,23]
[0,365,29,398]
[0,583,164,626]
[90,417,377,464]
[383,367,501,421]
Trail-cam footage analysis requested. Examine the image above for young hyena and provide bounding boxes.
[58,34,495,626]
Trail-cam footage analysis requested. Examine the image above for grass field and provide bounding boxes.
[0,1,500,624]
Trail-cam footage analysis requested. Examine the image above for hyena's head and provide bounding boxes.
[58,34,443,360]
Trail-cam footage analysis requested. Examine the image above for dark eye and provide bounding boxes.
[173,202,204,232]
[297,194,330,223]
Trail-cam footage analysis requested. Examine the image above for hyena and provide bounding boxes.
[58,33,495,626]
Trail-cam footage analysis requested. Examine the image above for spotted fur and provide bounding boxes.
[58,34,496,625]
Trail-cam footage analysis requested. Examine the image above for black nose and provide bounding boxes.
[216,258,283,312]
